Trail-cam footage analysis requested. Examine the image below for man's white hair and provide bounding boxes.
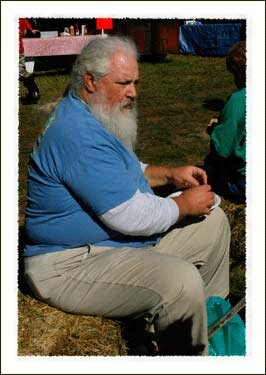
[70,36,138,95]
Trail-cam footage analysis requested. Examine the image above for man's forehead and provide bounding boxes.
[109,50,138,77]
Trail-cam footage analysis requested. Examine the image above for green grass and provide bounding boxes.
[135,55,235,165]
[18,53,245,355]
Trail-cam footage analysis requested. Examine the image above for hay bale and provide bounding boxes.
[230,262,246,300]
[220,198,246,259]
[18,291,127,356]
[220,198,246,304]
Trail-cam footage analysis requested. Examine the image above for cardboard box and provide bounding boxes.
[40,31,58,38]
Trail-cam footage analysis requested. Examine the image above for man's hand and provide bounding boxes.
[171,184,215,221]
[144,165,207,188]
[168,166,208,188]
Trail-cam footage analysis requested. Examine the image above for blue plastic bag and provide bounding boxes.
[207,296,246,356]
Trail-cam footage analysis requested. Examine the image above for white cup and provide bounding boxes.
[25,61,35,74]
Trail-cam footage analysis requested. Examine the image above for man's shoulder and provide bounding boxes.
[57,94,95,126]
[54,96,100,136]
[52,97,121,154]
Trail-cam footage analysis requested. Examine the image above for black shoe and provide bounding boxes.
[30,90,40,102]
[21,92,40,105]
[23,76,40,103]
[121,317,159,356]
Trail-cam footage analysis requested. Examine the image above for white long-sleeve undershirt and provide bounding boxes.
[140,162,149,172]
[99,188,179,236]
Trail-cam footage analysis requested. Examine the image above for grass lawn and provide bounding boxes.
[18,53,245,355]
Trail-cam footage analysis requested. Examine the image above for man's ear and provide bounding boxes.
[84,72,96,93]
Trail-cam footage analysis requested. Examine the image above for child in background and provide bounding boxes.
[19,18,40,103]
[204,41,246,203]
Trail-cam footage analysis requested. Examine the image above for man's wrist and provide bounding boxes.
[165,167,175,184]
[144,165,173,187]
[171,195,189,221]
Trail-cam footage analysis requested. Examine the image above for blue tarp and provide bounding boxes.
[179,24,242,56]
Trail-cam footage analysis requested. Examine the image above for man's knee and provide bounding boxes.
[212,208,231,255]
[211,207,230,233]
[178,263,205,306]
[158,259,204,308]
[203,207,231,254]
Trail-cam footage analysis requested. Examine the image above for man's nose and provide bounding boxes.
[126,83,137,99]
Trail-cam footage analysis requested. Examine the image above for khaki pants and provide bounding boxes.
[24,207,230,355]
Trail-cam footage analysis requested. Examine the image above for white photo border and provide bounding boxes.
[1,1,265,374]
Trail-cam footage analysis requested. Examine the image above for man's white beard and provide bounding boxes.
[87,101,138,151]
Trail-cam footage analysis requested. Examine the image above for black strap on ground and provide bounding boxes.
[208,297,246,339]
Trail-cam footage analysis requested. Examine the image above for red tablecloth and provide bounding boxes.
[23,35,103,57]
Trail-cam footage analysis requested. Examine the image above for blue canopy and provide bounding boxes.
[179,23,242,56]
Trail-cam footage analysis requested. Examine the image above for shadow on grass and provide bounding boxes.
[139,54,171,64]
[33,55,76,75]
[33,70,71,78]
[202,97,226,112]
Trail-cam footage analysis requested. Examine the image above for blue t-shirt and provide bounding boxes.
[24,92,160,256]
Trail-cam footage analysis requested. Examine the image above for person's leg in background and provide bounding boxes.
[203,145,229,196]
[19,54,40,104]
[227,178,246,204]
[203,146,245,204]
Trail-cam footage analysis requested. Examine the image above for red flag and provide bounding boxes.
[96,18,113,30]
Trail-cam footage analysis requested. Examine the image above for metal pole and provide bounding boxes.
[208,297,245,339]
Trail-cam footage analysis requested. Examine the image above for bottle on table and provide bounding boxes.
[75,23,80,36]
[70,25,74,36]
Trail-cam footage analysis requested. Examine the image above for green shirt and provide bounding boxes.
[211,88,246,176]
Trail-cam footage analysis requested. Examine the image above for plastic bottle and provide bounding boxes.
[70,25,74,36]
[75,23,80,36]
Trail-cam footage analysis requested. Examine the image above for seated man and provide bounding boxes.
[24,36,230,355]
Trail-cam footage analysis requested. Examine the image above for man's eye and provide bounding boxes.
[115,80,139,86]
[116,81,130,86]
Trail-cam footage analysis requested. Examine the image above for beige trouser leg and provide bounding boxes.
[151,207,230,354]
[24,207,230,355]
[154,206,230,299]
